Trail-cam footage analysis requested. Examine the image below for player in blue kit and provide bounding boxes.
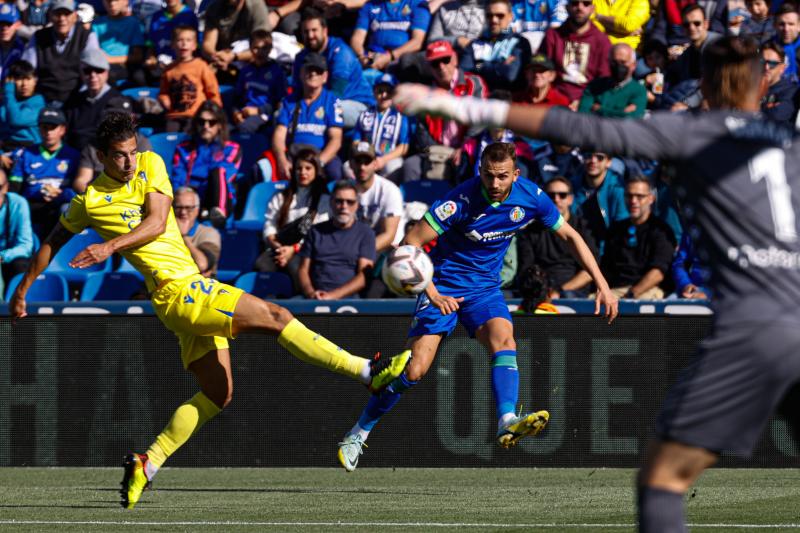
[337,142,618,471]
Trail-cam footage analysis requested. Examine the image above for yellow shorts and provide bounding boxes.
[151,274,245,369]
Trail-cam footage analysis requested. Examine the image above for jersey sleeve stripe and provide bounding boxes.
[424,212,445,235]
[549,214,565,232]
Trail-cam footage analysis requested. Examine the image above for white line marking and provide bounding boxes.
[0,522,798,529]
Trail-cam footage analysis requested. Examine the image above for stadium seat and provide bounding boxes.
[231,132,269,176]
[234,271,293,299]
[121,86,159,101]
[400,180,453,205]
[235,180,287,230]
[216,227,262,282]
[116,257,144,280]
[44,228,112,283]
[219,84,235,110]
[79,272,146,301]
[149,132,189,165]
[4,272,69,302]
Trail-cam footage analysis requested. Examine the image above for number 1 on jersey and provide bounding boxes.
[749,148,798,243]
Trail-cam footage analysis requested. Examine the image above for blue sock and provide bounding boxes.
[357,373,418,432]
[492,350,519,419]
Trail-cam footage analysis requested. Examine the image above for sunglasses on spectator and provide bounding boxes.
[83,67,105,75]
[682,20,704,27]
[305,67,325,76]
[430,56,452,67]
[333,198,357,206]
[488,12,507,18]
[764,59,783,70]
[583,152,608,161]
[200,118,219,127]
[174,204,199,211]
[569,0,592,7]
[625,192,650,201]
[547,191,571,200]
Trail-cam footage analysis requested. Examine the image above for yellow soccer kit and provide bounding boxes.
[59,151,244,367]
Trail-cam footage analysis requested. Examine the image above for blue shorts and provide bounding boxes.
[408,285,512,338]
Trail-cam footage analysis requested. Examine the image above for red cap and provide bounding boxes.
[426,40,456,61]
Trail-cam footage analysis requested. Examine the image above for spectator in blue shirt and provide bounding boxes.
[17,0,51,42]
[0,60,45,149]
[773,4,800,82]
[93,0,145,84]
[671,232,710,300]
[511,0,567,52]
[0,4,26,82]
[143,0,198,83]
[273,52,345,182]
[461,0,532,92]
[232,29,287,134]
[9,106,79,235]
[0,168,35,299]
[351,0,430,72]
[172,100,242,228]
[295,7,375,128]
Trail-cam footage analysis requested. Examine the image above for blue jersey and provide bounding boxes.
[425,177,562,289]
[93,15,145,57]
[293,37,375,106]
[276,89,344,151]
[235,61,287,112]
[9,144,79,204]
[511,0,567,33]
[147,6,199,57]
[355,0,431,51]
[352,106,409,156]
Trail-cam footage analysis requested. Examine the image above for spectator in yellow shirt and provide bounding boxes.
[591,0,650,50]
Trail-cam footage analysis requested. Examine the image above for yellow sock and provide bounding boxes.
[146,391,221,468]
[278,318,368,381]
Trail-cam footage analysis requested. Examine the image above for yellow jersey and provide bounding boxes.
[60,151,199,292]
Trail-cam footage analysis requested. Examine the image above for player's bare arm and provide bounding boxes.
[69,191,171,269]
[9,222,76,319]
[553,222,619,323]
[402,217,463,315]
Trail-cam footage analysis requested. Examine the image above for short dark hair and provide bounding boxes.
[487,0,512,11]
[172,24,197,41]
[626,174,655,192]
[7,60,36,80]
[681,3,705,20]
[546,176,573,194]
[702,36,763,109]
[95,112,137,153]
[330,179,358,197]
[641,39,667,60]
[518,265,552,313]
[301,6,327,27]
[251,28,272,44]
[762,40,786,60]
[481,142,517,167]
[745,0,771,6]
[776,2,797,17]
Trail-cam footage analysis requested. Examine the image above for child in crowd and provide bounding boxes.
[0,60,45,150]
[739,0,775,43]
[159,25,222,133]
[144,0,198,83]
[92,0,145,83]
[232,29,287,134]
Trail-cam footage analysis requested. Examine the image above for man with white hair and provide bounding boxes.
[577,42,646,118]
[173,186,221,278]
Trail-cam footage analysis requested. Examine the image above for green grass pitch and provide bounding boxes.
[0,468,798,532]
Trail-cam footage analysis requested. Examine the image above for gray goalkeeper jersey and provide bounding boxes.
[542,108,800,324]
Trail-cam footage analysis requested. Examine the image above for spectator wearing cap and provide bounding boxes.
[201,0,270,80]
[294,8,375,129]
[9,106,79,235]
[513,53,570,106]
[173,186,222,278]
[461,0,532,92]
[21,0,101,103]
[351,0,430,72]
[542,0,612,105]
[231,29,287,134]
[92,0,146,84]
[1,60,45,148]
[143,0,198,84]
[590,0,649,50]
[159,25,222,133]
[601,175,676,300]
[0,168,34,300]
[64,48,122,151]
[0,4,25,82]
[510,0,567,53]
[298,179,376,300]
[273,52,345,182]
[577,43,646,118]
[403,39,487,183]
[761,41,798,128]
[351,73,409,179]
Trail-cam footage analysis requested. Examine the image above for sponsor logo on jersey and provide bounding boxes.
[509,206,525,223]
[727,244,800,270]
[31,162,42,169]
[435,201,457,221]
[104,195,112,202]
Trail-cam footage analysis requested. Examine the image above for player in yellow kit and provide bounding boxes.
[8,113,411,509]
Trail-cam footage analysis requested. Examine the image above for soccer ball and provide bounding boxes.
[382,245,434,297]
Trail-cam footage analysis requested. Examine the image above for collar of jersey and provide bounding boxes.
[480,182,513,207]
[38,145,61,160]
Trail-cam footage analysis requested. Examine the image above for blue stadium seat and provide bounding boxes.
[216,227,262,282]
[79,272,146,301]
[122,86,159,101]
[235,180,287,230]
[45,228,112,283]
[231,132,269,176]
[234,271,293,299]
[149,132,189,165]
[116,257,144,280]
[219,84,235,110]
[5,273,69,302]
[400,180,453,205]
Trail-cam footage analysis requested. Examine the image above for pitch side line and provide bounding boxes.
[0,521,799,528]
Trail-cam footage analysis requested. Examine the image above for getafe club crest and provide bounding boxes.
[315,107,325,120]
[57,160,69,173]
[509,206,525,223]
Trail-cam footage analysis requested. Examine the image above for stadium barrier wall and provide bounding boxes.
[0,315,796,468]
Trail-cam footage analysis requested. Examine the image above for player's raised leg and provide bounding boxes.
[121,347,233,509]
[338,333,442,472]
[231,293,410,388]
[476,317,549,448]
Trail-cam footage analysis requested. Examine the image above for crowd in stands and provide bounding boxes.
[10,0,792,304]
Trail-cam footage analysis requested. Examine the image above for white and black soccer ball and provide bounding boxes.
[382,245,434,297]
